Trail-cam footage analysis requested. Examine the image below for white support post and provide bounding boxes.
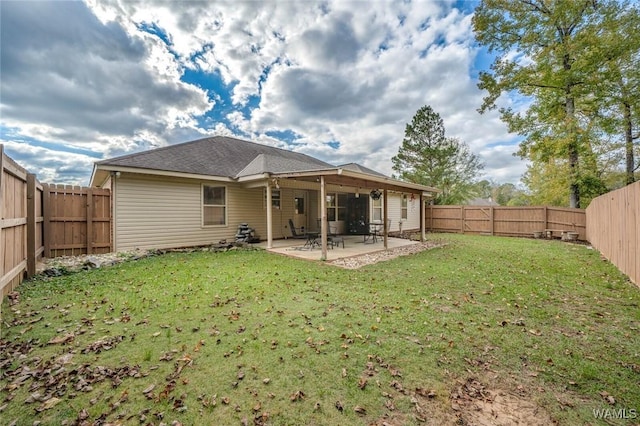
[266,183,273,249]
[420,193,426,242]
[383,189,388,249]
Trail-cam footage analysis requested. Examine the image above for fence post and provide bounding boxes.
[86,188,93,254]
[430,205,433,231]
[490,206,494,235]
[460,206,464,234]
[27,174,37,278]
[43,183,52,258]
[0,146,4,296]
[543,206,548,230]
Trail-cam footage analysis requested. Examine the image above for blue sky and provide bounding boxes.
[0,0,526,185]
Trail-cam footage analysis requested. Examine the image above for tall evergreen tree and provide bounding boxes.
[392,105,484,205]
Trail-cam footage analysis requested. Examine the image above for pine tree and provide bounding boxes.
[392,105,484,205]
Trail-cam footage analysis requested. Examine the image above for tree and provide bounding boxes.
[392,105,484,205]
[472,0,631,207]
[471,179,528,205]
[591,2,640,185]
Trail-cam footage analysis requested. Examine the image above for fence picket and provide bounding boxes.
[1,146,112,299]
[425,205,586,240]
[587,181,639,286]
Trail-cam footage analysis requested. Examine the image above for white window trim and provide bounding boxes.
[202,183,228,227]
[401,194,408,220]
[326,192,347,222]
[272,189,281,209]
[371,196,383,222]
[263,188,281,210]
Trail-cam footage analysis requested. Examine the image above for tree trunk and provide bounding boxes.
[566,94,580,208]
[624,100,636,185]
[563,47,580,209]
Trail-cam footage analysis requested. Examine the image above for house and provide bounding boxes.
[90,136,439,259]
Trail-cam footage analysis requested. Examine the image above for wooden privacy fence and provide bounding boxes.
[425,205,586,240]
[1,146,111,298]
[586,181,639,286]
[43,184,111,258]
[1,147,44,298]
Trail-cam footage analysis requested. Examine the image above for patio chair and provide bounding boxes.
[315,219,344,249]
[328,223,345,248]
[288,219,307,239]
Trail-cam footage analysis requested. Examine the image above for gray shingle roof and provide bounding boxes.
[97,136,333,178]
[338,162,387,177]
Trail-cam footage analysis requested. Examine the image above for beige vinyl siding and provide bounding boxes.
[268,187,293,239]
[403,193,422,230]
[114,174,265,251]
[230,184,268,241]
[266,188,321,239]
[382,193,421,232]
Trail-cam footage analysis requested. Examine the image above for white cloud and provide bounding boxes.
[1,0,525,186]
[2,141,97,185]
[0,1,212,158]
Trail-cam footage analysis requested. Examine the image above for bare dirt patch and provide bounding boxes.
[451,378,555,426]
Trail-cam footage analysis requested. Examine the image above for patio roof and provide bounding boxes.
[270,167,439,196]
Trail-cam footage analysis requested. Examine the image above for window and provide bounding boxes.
[401,194,408,220]
[263,189,280,209]
[372,196,382,221]
[326,194,336,221]
[326,193,347,221]
[337,194,347,220]
[203,185,226,226]
[294,196,304,214]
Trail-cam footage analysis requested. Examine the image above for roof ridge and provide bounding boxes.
[98,135,333,167]
[96,137,215,164]
[235,153,267,178]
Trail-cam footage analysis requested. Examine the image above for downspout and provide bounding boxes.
[110,171,118,252]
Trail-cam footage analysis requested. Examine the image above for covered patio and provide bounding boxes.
[259,167,439,261]
[257,234,421,262]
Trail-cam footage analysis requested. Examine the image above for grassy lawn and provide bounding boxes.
[1,234,639,425]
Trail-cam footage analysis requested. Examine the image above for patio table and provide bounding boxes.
[364,222,383,244]
[303,231,320,249]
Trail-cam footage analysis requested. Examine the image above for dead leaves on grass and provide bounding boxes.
[290,390,305,402]
[599,390,616,405]
[345,353,441,424]
[47,333,75,345]
[81,335,125,354]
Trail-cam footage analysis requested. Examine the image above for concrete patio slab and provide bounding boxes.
[257,235,420,261]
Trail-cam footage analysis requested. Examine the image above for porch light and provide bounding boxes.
[370,189,382,200]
